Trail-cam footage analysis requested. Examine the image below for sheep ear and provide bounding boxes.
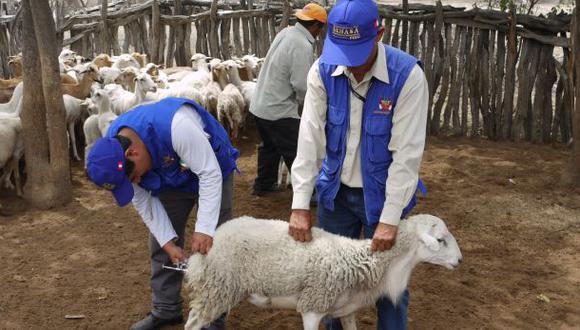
[419,232,440,251]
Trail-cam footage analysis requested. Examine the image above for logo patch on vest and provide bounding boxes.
[373,97,393,115]
[332,25,361,40]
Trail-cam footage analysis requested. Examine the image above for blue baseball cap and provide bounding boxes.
[321,0,381,67]
[86,137,134,207]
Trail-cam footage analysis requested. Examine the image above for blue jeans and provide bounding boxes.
[317,184,409,330]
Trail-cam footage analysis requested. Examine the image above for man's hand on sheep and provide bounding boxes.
[191,232,213,255]
[289,209,313,242]
[163,240,188,264]
[371,223,398,252]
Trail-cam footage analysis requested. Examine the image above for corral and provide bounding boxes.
[0,0,579,329]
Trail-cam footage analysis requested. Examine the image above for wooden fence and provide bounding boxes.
[0,0,575,143]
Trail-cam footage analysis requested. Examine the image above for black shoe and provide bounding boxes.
[251,184,279,196]
[129,313,183,330]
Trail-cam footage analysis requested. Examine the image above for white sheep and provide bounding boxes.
[111,53,141,71]
[62,94,90,161]
[222,59,255,123]
[0,82,23,114]
[105,73,157,114]
[0,116,24,196]
[180,54,211,89]
[216,84,245,139]
[184,214,462,330]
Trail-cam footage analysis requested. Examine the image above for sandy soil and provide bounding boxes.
[0,132,579,330]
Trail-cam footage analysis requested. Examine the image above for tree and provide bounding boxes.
[20,0,72,208]
[569,1,580,184]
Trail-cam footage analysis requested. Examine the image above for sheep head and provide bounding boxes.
[131,52,147,68]
[85,64,103,84]
[408,214,462,270]
[144,63,159,77]
[191,53,209,70]
[93,54,113,68]
[134,73,157,93]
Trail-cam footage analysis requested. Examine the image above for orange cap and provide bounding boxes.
[295,3,327,24]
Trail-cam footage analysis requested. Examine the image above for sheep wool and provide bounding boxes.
[185,216,413,321]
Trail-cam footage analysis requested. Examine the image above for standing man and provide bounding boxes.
[86,97,238,330]
[250,3,327,196]
[288,0,429,329]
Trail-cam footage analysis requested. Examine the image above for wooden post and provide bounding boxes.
[209,0,220,58]
[232,16,242,56]
[221,18,231,59]
[278,0,291,32]
[501,4,517,140]
[151,0,160,63]
[401,0,409,51]
[567,3,580,183]
[174,0,187,65]
[100,0,109,54]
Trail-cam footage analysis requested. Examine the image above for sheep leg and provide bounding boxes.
[184,309,210,330]
[68,122,81,161]
[339,313,357,330]
[301,311,325,330]
[277,158,284,188]
[11,157,22,197]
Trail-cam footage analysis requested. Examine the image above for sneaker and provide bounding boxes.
[129,313,183,330]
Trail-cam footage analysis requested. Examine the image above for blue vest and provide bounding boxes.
[107,97,239,196]
[317,45,425,225]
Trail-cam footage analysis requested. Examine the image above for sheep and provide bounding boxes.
[61,64,103,99]
[8,54,23,78]
[112,53,141,71]
[142,63,169,88]
[216,84,245,139]
[0,116,24,196]
[59,48,77,67]
[106,73,158,114]
[82,90,116,166]
[184,214,462,330]
[114,66,140,92]
[277,158,291,189]
[62,95,90,161]
[222,59,255,123]
[93,53,114,68]
[180,54,211,89]
[131,52,147,68]
[0,82,23,114]
[99,67,121,85]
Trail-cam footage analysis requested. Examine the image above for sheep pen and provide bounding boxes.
[0,131,579,329]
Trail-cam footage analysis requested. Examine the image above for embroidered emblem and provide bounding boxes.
[117,161,124,172]
[102,183,116,190]
[380,97,392,112]
[332,25,361,40]
[373,97,393,115]
[163,155,176,167]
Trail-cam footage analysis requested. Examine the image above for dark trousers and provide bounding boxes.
[149,174,234,320]
[318,184,409,330]
[253,116,300,190]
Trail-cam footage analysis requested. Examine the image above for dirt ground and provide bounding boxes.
[1,132,579,330]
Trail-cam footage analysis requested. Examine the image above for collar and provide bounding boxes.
[294,23,315,44]
[331,43,390,84]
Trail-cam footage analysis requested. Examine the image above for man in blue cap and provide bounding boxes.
[86,97,238,330]
[288,0,429,329]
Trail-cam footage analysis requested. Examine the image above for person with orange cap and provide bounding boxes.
[249,3,327,197]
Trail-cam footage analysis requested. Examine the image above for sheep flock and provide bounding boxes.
[0,48,264,203]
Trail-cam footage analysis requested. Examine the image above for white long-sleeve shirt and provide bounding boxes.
[291,44,429,226]
[131,105,223,247]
